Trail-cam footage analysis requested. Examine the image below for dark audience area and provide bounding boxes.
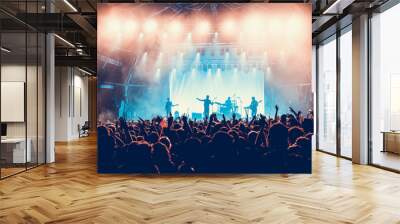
[97,106,313,174]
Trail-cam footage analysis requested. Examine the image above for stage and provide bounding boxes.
[97,3,312,122]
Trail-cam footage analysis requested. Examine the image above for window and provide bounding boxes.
[317,36,337,154]
[339,28,352,158]
[371,3,400,171]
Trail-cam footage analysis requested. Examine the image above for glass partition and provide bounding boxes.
[317,35,337,154]
[371,3,400,171]
[38,32,46,165]
[0,2,46,179]
[339,27,352,158]
[27,30,38,169]
[1,30,28,177]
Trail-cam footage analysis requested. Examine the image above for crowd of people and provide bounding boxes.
[98,105,313,174]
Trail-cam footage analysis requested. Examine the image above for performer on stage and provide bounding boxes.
[196,95,213,118]
[118,97,127,119]
[246,96,261,117]
[165,98,178,116]
[224,97,233,113]
[214,96,233,117]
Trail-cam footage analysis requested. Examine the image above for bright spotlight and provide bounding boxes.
[169,21,183,35]
[171,68,177,77]
[222,19,235,35]
[266,67,272,80]
[104,14,121,35]
[197,21,210,35]
[144,19,157,33]
[243,14,264,36]
[245,15,263,29]
[156,52,163,66]
[155,68,161,79]
[263,51,269,64]
[141,51,148,63]
[285,16,303,37]
[195,52,200,63]
[123,21,137,36]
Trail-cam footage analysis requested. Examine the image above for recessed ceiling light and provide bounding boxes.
[1,47,11,53]
[63,0,78,12]
[78,67,93,76]
[54,34,75,48]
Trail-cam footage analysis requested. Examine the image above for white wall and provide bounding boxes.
[1,64,46,164]
[54,67,89,141]
[1,65,43,137]
[55,67,69,141]
[72,73,89,138]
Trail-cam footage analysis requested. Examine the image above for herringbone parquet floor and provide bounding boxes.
[1,136,400,224]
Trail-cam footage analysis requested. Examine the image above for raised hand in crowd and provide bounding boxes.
[97,104,313,174]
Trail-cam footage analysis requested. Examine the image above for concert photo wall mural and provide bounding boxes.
[97,3,313,174]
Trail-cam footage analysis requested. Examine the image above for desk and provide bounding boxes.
[1,138,31,164]
[382,131,400,154]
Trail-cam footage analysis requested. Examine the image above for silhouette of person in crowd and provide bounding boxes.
[97,104,313,174]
